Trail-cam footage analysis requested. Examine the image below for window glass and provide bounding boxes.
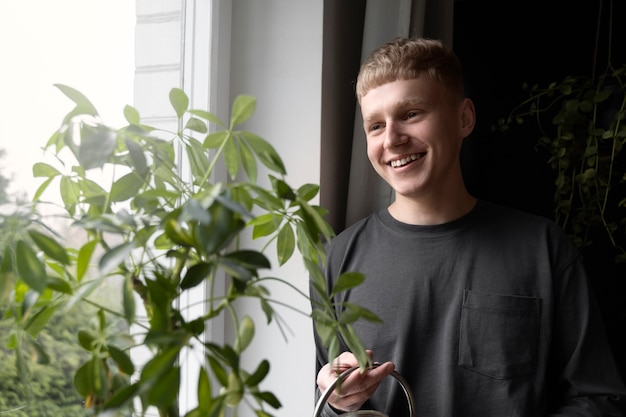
[0,2,135,416]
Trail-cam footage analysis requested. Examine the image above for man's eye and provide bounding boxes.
[369,123,383,131]
[405,110,419,119]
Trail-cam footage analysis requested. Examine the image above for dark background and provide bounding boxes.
[453,0,626,379]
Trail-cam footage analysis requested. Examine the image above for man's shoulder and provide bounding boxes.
[474,200,570,246]
[476,200,554,225]
[328,211,384,248]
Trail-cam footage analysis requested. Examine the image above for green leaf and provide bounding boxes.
[123,104,141,125]
[299,200,335,242]
[125,138,149,175]
[331,272,365,296]
[110,172,145,202]
[28,229,70,265]
[181,262,213,290]
[271,177,296,200]
[189,109,225,127]
[223,250,271,270]
[238,138,258,182]
[230,95,256,127]
[196,202,243,254]
[44,128,62,151]
[260,297,274,324]
[141,346,180,382]
[170,88,189,118]
[254,391,281,409]
[46,276,73,294]
[240,131,286,175]
[78,329,96,351]
[78,125,117,170]
[165,218,195,247]
[340,302,382,324]
[245,359,269,386]
[277,223,295,266]
[73,361,93,396]
[224,135,239,179]
[123,274,136,325]
[185,117,208,133]
[313,320,335,348]
[342,324,370,370]
[207,354,228,386]
[197,366,212,412]
[250,213,281,238]
[0,248,14,307]
[203,130,229,149]
[25,303,59,336]
[99,241,135,275]
[235,316,255,353]
[77,240,98,282]
[219,258,254,282]
[108,344,135,375]
[21,290,39,321]
[92,356,110,399]
[32,162,61,178]
[32,176,55,202]
[103,382,140,409]
[594,87,613,103]
[59,176,80,211]
[297,183,320,201]
[55,84,98,116]
[327,334,340,369]
[182,199,212,224]
[15,240,47,293]
[184,140,211,183]
[80,177,108,202]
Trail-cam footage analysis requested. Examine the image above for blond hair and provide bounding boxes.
[356,38,465,102]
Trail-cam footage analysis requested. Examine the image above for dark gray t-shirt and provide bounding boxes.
[314,200,625,417]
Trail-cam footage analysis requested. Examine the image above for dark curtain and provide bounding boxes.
[320,0,454,234]
[320,0,367,234]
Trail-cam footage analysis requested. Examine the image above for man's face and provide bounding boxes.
[360,76,474,202]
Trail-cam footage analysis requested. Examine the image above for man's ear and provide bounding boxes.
[460,98,476,135]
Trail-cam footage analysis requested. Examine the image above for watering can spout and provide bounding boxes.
[312,364,416,417]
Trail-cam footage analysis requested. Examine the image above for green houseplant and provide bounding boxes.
[0,85,377,416]
[495,0,626,263]
[496,63,626,261]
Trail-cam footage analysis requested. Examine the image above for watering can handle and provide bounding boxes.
[312,363,416,417]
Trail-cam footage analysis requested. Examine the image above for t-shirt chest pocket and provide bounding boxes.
[458,289,541,379]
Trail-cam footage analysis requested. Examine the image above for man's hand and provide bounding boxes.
[317,350,395,412]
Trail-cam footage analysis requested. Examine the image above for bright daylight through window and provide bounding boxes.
[0,2,135,415]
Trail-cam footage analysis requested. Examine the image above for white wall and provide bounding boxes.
[228,2,322,416]
[134,1,323,416]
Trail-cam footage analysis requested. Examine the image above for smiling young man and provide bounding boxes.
[313,38,626,417]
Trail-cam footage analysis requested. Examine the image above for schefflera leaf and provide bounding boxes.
[15,240,47,293]
[77,125,117,170]
[28,229,70,265]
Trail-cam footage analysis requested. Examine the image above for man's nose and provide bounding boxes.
[384,121,408,149]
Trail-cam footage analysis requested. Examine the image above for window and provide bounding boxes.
[0,2,135,416]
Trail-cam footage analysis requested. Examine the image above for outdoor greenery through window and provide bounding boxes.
[0,2,136,415]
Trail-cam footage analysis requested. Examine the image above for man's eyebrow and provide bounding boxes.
[363,97,426,122]
[398,97,426,107]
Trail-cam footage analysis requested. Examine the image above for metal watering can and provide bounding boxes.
[312,364,416,417]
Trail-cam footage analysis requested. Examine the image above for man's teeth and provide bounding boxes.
[390,154,420,168]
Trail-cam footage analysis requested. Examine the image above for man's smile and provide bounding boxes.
[389,152,426,168]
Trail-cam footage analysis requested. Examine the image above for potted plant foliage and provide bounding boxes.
[494,0,626,263]
[0,85,376,416]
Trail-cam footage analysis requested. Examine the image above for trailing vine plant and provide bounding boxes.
[494,0,626,263]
